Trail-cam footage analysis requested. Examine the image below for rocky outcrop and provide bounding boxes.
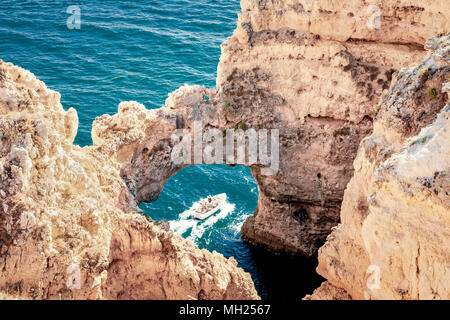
[218,0,448,256]
[0,61,258,300]
[313,34,449,300]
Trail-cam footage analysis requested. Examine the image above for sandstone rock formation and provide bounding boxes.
[0,61,258,300]
[311,33,449,300]
[219,0,448,256]
[96,0,449,258]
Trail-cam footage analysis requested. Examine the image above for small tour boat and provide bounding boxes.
[191,193,226,220]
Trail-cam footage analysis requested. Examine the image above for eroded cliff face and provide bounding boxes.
[0,61,258,300]
[310,34,449,300]
[217,0,448,256]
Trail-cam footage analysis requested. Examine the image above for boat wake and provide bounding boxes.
[169,195,235,244]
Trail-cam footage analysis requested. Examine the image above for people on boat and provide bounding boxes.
[199,196,215,212]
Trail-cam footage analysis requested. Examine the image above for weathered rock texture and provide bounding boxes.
[0,61,259,300]
[312,34,450,300]
[219,0,449,256]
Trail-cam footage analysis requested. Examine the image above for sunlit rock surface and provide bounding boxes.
[313,33,449,300]
[217,0,448,256]
[0,60,258,300]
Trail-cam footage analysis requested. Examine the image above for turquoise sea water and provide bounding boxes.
[0,0,322,299]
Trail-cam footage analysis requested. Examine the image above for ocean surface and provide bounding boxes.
[0,0,322,299]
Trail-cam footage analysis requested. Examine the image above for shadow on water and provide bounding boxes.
[242,243,325,300]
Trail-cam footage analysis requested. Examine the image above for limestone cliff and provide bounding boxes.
[1,0,449,301]
[219,0,449,256]
[311,34,449,300]
[0,61,258,300]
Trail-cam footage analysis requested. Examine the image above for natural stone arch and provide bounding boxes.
[92,78,281,205]
[92,65,372,257]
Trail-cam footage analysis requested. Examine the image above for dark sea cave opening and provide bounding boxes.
[140,164,324,300]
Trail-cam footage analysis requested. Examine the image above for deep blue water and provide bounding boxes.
[0,0,322,299]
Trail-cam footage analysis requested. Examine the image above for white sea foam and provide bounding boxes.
[229,211,251,235]
[170,219,197,235]
[170,195,235,244]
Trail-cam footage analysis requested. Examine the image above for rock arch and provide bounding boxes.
[92,67,372,257]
